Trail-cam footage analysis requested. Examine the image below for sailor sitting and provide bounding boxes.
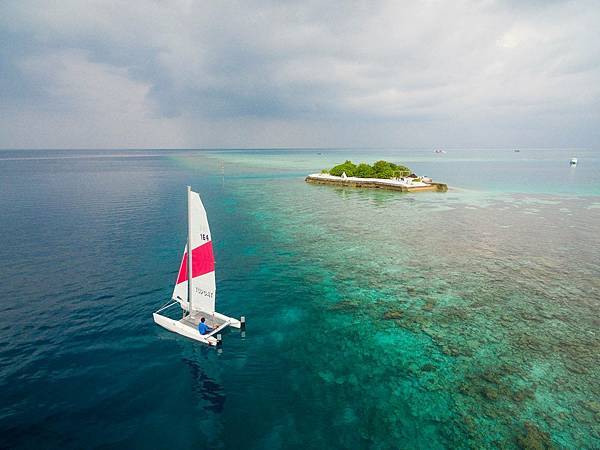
[198,317,213,335]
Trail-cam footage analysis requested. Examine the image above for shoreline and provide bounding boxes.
[305,173,448,192]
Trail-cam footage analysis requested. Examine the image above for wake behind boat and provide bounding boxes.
[153,186,244,346]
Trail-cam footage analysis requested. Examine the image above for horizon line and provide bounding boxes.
[0,146,593,151]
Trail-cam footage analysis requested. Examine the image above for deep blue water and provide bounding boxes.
[0,149,598,449]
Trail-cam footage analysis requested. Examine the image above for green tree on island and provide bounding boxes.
[328,160,357,177]
[325,160,410,179]
[354,163,375,178]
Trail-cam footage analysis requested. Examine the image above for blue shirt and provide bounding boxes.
[198,322,211,335]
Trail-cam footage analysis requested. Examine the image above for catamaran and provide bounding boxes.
[153,186,244,346]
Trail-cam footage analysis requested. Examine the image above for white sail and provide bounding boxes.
[172,190,216,313]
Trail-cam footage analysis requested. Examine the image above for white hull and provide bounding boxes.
[153,302,242,346]
[153,312,219,346]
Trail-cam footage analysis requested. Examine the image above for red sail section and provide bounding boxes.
[176,241,215,284]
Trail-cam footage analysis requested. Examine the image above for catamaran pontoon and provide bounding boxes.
[153,186,244,346]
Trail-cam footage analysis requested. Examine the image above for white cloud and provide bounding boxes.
[1,50,184,148]
[1,0,599,148]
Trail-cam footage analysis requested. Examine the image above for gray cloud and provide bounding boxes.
[1,0,599,148]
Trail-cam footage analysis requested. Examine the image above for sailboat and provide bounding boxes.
[153,186,244,346]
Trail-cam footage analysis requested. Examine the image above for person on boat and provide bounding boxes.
[198,317,213,335]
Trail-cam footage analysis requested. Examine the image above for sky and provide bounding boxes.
[1,0,599,149]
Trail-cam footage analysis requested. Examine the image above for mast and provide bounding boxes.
[187,186,193,316]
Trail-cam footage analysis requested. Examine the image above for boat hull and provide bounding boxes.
[153,312,220,346]
[153,301,242,346]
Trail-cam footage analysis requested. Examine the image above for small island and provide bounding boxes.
[305,160,448,192]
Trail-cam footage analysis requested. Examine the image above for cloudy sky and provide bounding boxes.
[1,0,599,149]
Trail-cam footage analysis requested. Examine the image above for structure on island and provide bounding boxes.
[305,160,448,193]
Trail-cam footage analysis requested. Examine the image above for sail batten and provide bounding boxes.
[172,190,216,313]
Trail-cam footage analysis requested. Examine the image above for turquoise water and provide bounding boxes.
[0,149,598,449]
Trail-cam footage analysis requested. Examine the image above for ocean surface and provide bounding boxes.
[0,148,598,449]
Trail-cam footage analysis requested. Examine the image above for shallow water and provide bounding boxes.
[0,148,598,449]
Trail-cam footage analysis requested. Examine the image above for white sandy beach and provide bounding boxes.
[307,173,432,188]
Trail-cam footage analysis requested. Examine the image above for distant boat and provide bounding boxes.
[514,149,520,152]
[434,149,446,154]
[153,186,244,346]
[570,158,578,166]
